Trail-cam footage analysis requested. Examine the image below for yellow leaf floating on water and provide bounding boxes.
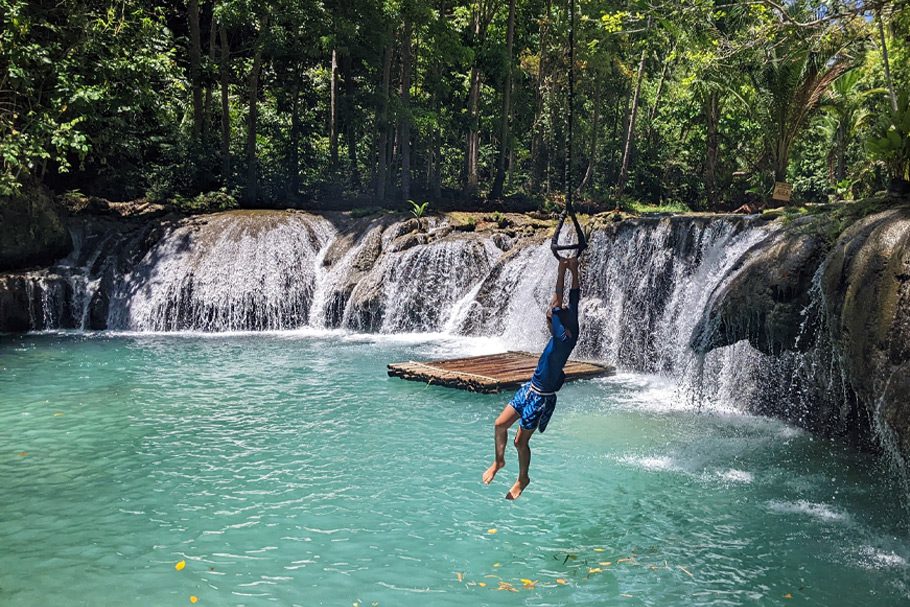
[520,579,537,589]
[175,560,186,571]
[487,528,497,535]
[588,567,602,574]
[497,582,518,592]
[784,593,793,599]
[478,582,487,587]
[492,562,501,568]
[593,548,605,552]
[555,578,568,585]
[599,561,612,566]
[189,597,198,604]
[455,572,463,582]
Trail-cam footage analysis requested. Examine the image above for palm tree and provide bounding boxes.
[752,44,854,193]
[821,69,886,185]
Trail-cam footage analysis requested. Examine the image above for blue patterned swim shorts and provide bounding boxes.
[509,382,558,433]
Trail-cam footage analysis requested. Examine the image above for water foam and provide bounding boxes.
[766,500,849,523]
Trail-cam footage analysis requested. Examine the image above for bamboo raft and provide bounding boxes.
[387,351,614,393]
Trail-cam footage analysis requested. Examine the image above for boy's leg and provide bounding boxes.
[483,404,519,484]
[506,427,534,500]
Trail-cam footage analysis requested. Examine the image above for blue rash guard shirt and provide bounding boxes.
[530,288,580,393]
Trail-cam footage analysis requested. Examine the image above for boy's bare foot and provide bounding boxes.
[483,461,505,484]
[505,477,530,500]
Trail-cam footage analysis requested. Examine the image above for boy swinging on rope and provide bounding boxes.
[482,257,581,500]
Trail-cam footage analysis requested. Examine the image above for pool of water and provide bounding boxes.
[1,332,908,606]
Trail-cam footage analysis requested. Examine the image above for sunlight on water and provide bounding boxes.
[1,334,908,606]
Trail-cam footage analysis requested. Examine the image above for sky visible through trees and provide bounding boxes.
[1,0,908,210]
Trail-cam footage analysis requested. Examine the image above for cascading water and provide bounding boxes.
[3,218,153,330]
[8,210,782,379]
[342,235,502,333]
[107,212,334,331]
[460,216,776,378]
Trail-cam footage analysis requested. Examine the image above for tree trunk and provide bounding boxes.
[290,88,301,197]
[342,52,359,188]
[375,42,393,201]
[390,124,399,194]
[188,0,204,143]
[400,19,413,203]
[431,119,441,200]
[244,21,266,205]
[427,60,442,200]
[203,5,217,142]
[464,65,481,196]
[219,23,231,184]
[704,91,719,206]
[647,43,675,141]
[329,48,339,171]
[877,10,898,113]
[577,81,601,194]
[530,0,552,191]
[491,0,516,199]
[463,1,495,197]
[609,84,624,179]
[835,122,846,182]
[615,44,648,196]
[773,138,789,184]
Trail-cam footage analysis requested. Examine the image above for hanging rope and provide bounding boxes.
[550,0,587,260]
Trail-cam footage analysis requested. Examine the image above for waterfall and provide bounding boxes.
[5,211,778,366]
[341,236,501,333]
[460,216,775,375]
[3,220,141,330]
[107,212,334,331]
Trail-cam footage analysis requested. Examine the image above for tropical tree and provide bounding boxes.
[752,43,854,194]
[821,69,886,185]
[0,0,179,197]
[867,92,910,188]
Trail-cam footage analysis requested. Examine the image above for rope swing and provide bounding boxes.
[550,0,587,260]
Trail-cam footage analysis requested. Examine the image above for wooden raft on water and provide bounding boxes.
[387,351,614,393]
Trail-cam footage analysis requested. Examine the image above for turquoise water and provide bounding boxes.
[1,333,908,607]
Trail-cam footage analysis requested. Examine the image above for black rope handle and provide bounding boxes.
[550,0,585,260]
[550,202,587,259]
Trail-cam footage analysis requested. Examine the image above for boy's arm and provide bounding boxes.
[550,309,573,342]
[548,260,575,341]
[547,260,569,323]
[567,258,581,307]
[552,260,568,307]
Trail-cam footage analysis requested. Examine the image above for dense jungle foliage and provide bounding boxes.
[1,0,908,210]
